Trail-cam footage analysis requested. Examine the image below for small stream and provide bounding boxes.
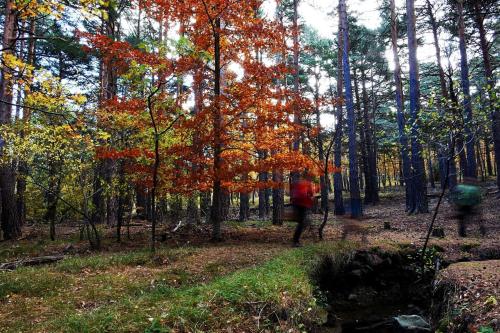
[311,249,436,332]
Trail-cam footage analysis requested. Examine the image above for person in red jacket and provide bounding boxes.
[290,175,314,247]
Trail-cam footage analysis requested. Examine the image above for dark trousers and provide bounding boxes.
[457,205,485,237]
[293,205,308,244]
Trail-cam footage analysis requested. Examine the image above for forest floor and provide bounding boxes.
[0,185,498,332]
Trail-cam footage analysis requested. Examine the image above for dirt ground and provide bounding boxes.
[1,185,498,331]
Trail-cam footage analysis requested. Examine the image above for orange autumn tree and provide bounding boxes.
[82,28,190,250]
[86,0,318,244]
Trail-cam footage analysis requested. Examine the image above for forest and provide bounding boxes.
[0,0,498,332]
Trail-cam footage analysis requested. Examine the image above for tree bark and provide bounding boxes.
[361,68,378,204]
[485,136,493,176]
[473,0,499,188]
[0,0,21,239]
[210,16,223,241]
[406,0,428,213]
[339,0,362,217]
[390,0,412,210]
[333,15,345,215]
[457,0,477,179]
[258,152,268,219]
[290,0,301,183]
[239,191,249,222]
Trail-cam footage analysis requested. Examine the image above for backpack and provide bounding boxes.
[452,184,482,207]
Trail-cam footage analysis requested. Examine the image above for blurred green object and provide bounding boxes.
[452,184,482,207]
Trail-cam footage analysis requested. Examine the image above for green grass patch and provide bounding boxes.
[0,267,73,298]
[459,242,480,252]
[1,242,354,332]
[55,247,192,273]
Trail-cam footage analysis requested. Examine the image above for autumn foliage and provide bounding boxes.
[83,0,321,200]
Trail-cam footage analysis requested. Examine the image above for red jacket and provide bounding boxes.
[291,180,314,208]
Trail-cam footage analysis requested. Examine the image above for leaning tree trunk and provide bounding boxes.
[406,0,428,213]
[457,0,477,179]
[339,0,362,217]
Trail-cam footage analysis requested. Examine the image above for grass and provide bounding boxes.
[0,237,71,262]
[54,247,193,273]
[0,241,354,332]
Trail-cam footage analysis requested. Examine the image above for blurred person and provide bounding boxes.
[451,177,485,237]
[290,174,314,247]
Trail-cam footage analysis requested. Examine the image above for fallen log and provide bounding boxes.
[0,255,64,271]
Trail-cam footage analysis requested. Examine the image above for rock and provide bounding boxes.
[366,253,384,267]
[431,227,445,238]
[490,318,498,330]
[393,315,431,332]
[381,257,393,267]
[349,269,363,278]
[349,260,364,270]
[384,222,391,230]
[63,244,75,253]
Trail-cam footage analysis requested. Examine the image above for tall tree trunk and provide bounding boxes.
[116,161,125,242]
[200,191,211,222]
[369,70,380,203]
[426,0,456,190]
[333,15,345,215]
[93,7,119,227]
[103,7,119,227]
[406,0,428,213]
[390,0,412,210]
[258,151,268,219]
[448,72,468,181]
[315,73,328,213]
[150,133,160,251]
[272,167,284,225]
[427,147,435,189]
[272,4,286,226]
[291,0,301,183]
[485,136,493,176]
[477,141,485,181]
[339,0,362,217]
[44,162,61,241]
[239,191,249,222]
[186,195,199,223]
[16,19,36,229]
[457,0,477,179]
[0,0,21,239]
[353,71,370,201]
[361,68,378,204]
[473,1,499,188]
[210,17,223,241]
